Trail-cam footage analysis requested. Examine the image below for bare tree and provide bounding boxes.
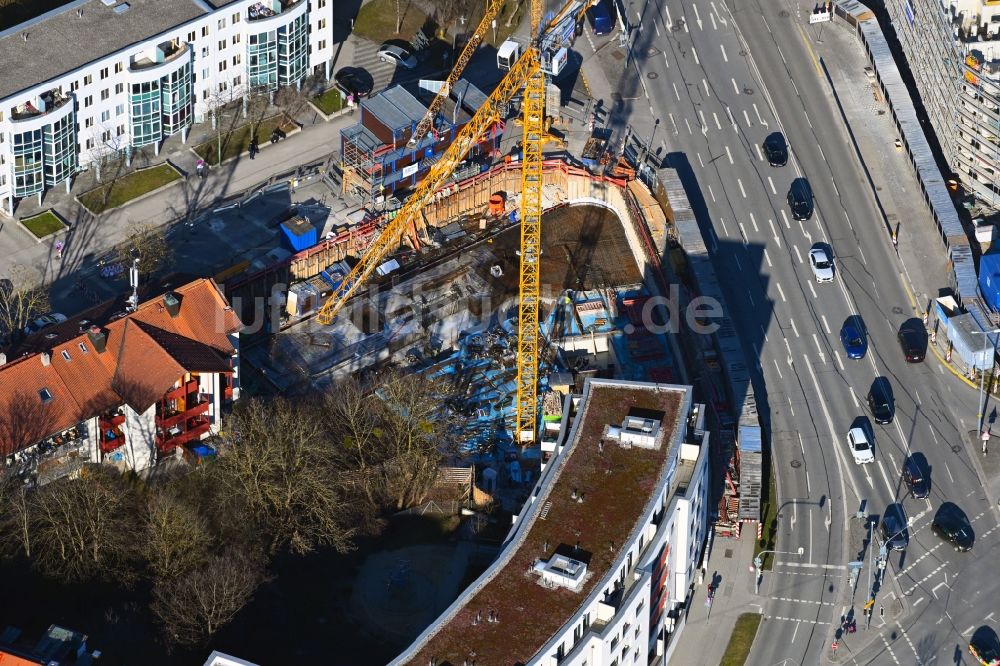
[115,221,173,278]
[214,397,356,555]
[84,121,131,206]
[151,545,264,647]
[0,389,59,459]
[0,265,50,342]
[143,489,213,580]
[274,74,326,119]
[0,471,32,559]
[25,466,142,583]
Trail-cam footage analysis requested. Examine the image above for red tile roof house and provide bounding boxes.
[0,279,244,483]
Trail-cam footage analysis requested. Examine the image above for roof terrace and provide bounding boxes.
[10,88,71,121]
[246,0,303,22]
[405,381,686,665]
[129,38,187,71]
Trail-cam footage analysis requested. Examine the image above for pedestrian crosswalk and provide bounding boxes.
[353,38,397,95]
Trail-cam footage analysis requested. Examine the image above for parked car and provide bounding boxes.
[969,631,1000,666]
[334,67,373,99]
[902,455,929,499]
[841,317,867,359]
[378,41,417,69]
[931,502,974,551]
[23,312,67,336]
[880,503,909,551]
[897,318,926,363]
[867,378,893,424]
[809,245,834,283]
[586,0,613,35]
[763,132,788,166]
[787,178,813,220]
[847,426,875,464]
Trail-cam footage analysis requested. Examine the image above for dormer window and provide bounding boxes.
[61,350,71,361]
[79,342,89,353]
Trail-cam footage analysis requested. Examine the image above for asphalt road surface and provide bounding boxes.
[607,0,1000,662]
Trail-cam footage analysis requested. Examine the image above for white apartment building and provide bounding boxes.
[0,0,336,214]
[392,379,711,666]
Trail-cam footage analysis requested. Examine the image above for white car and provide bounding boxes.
[809,246,834,283]
[378,42,417,69]
[23,312,67,336]
[847,427,875,464]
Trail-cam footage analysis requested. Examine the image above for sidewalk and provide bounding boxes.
[668,529,760,665]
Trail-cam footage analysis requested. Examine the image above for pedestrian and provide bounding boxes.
[54,239,64,260]
[196,159,206,179]
[249,139,258,160]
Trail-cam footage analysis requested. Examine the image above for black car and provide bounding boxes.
[867,378,894,425]
[897,319,926,363]
[902,455,929,499]
[931,502,974,551]
[970,631,1000,665]
[881,503,909,551]
[787,178,813,221]
[334,67,373,99]
[763,132,788,167]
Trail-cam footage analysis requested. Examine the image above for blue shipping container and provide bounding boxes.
[979,253,1000,311]
[587,1,613,35]
[280,217,317,252]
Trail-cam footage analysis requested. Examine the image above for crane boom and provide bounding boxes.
[315,48,539,326]
[408,0,506,147]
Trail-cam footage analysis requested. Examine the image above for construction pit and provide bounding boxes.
[243,161,678,462]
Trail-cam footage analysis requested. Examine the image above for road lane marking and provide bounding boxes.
[732,77,739,94]
[708,184,716,202]
[768,176,776,194]
[754,142,763,161]
[754,103,767,126]
[793,245,803,263]
[713,111,722,130]
[710,12,717,29]
[698,152,705,167]
[834,350,844,371]
[685,118,692,134]
[818,144,827,163]
[808,281,817,299]
[734,253,742,271]
[777,43,787,64]
[666,6,673,26]
[665,52,670,69]
[781,209,790,228]
[821,315,831,335]
[858,246,867,265]
[764,248,772,267]
[669,113,678,134]
[844,211,854,230]
[773,358,783,379]
[811,335,826,364]
[931,581,950,598]
[703,79,710,97]
[720,43,728,61]
[768,218,780,246]
[739,223,749,245]
[720,217,730,235]
[876,460,894,496]
[726,145,734,164]
[693,2,702,28]
[776,282,786,302]
[790,318,799,337]
[743,108,752,127]
[760,325,768,342]
[944,460,955,483]
[673,82,681,101]
[747,289,755,305]
[654,20,660,37]
[849,387,859,407]
[914,388,921,404]
[773,597,837,606]
[725,105,737,131]
[913,596,926,607]
[776,562,845,570]
[692,46,699,64]
[698,109,707,131]
[881,635,902,666]
[751,213,758,232]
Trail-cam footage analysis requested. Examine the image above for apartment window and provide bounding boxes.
[233,33,241,44]
[219,81,228,92]
[70,81,79,92]
[218,39,227,51]
[202,25,209,37]
[611,636,619,650]
[634,625,640,639]
[635,599,644,615]
[218,61,228,72]
[318,39,326,51]
[99,66,109,79]
[84,95,93,108]
[100,88,110,101]
[0,110,3,122]
[232,53,241,66]
[85,138,94,149]
[202,89,209,101]
[83,74,92,85]
[101,130,111,143]
[115,82,124,95]
[115,62,123,74]
[84,117,94,128]
[202,68,210,80]
[187,30,196,42]
[232,12,240,23]
[317,18,326,30]
[100,110,110,122]
[0,175,5,186]
[233,75,242,87]
[317,0,326,6]
[633,648,640,662]
[116,124,125,136]
[115,103,124,116]
[217,18,226,30]
[202,46,210,58]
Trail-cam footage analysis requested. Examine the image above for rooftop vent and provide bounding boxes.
[163,291,181,317]
[77,8,83,17]
[533,553,588,592]
[40,352,51,367]
[100,0,116,5]
[0,353,6,366]
[113,3,130,14]
[604,408,664,449]
[87,325,107,353]
[21,32,28,42]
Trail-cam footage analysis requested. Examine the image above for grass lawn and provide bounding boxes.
[312,88,343,115]
[353,0,427,42]
[78,164,181,215]
[21,211,65,238]
[754,453,779,571]
[720,613,762,666]
[194,116,293,166]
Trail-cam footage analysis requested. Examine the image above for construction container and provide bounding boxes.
[980,253,1000,311]
[321,260,351,290]
[286,282,319,317]
[280,216,318,252]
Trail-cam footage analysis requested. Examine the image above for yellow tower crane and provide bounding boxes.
[315,0,595,443]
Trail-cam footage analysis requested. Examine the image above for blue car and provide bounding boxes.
[840,320,867,359]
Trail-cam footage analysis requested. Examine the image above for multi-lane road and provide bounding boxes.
[596,0,1000,662]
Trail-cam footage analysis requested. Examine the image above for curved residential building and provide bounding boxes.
[392,379,711,666]
[0,0,335,214]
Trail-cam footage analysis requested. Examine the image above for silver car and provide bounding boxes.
[23,312,67,336]
[378,42,417,69]
[809,246,834,283]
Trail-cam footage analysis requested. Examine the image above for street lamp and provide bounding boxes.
[972,328,1000,433]
[753,546,804,595]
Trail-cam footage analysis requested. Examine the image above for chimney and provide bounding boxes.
[163,291,181,318]
[87,325,108,353]
[0,352,6,366]
[41,352,51,367]
[21,32,28,42]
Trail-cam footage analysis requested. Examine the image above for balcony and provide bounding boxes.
[158,417,212,451]
[10,89,72,122]
[247,0,306,24]
[164,379,199,402]
[99,412,126,429]
[129,40,189,72]
[100,426,126,454]
[157,394,211,429]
